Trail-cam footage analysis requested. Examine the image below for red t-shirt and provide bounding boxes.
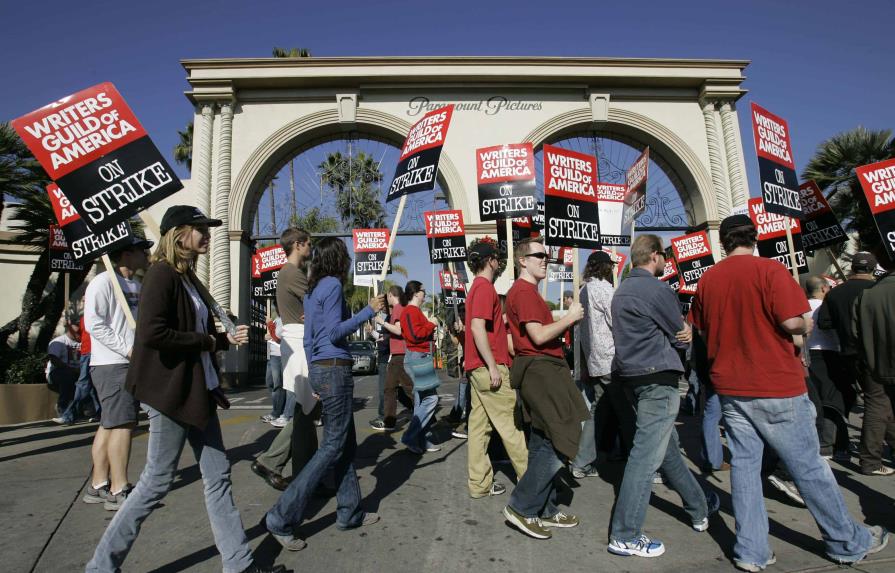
[388,304,406,356]
[79,316,91,355]
[464,276,511,371]
[688,255,810,398]
[506,278,564,359]
[400,304,435,353]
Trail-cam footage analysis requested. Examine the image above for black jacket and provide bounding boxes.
[126,261,229,429]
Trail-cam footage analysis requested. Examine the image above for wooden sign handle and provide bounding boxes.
[611,246,619,287]
[826,248,847,281]
[784,218,799,282]
[572,248,580,304]
[101,254,137,330]
[379,195,407,282]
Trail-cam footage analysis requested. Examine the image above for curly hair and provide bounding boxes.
[583,260,615,283]
[307,237,350,294]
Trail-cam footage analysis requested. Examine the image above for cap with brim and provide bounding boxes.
[110,235,154,256]
[468,242,498,262]
[587,250,613,265]
[852,251,877,273]
[719,214,755,236]
[160,205,223,236]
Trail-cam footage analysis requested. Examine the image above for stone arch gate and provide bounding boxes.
[182,56,749,383]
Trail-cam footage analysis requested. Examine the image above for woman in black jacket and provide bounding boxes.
[87,206,285,573]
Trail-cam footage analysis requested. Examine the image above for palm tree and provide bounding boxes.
[272,45,312,219]
[318,151,386,230]
[272,47,312,58]
[289,207,339,233]
[1,122,46,222]
[802,127,895,254]
[173,121,193,172]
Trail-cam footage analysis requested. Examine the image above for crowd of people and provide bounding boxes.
[45,205,895,572]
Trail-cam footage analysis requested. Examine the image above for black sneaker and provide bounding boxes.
[239,563,291,572]
[83,483,110,504]
[369,419,395,432]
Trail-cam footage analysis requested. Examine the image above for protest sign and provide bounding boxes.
[622,148,649,228]
[476,143,537,220]
[47,183,134,263]
[543,145,600,250]
[748,198,808,274]
[597,183,630,246]
[251,244,287,299]
[49,224,85,272]
[798,180,847,250]
[439,270,466,306]
[423,210,467,263]
[497,216,534,256]
[750,103,801,220]
[531,201,545,234]
[13,83,182,233]
[387,106,454,202]
[354,228,390,287]
[670,231,715,288]
[659,254,696,314]
[856,158,895,261]
[548,247,575,282]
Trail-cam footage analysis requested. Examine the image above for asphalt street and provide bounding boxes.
[2,372,894,573]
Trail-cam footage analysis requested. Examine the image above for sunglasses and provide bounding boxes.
[524,252,548,260]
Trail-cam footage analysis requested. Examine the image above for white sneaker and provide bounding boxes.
[608,535,666,557]
[270,416,289,428]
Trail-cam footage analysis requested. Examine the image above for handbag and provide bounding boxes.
[405,344,440,392]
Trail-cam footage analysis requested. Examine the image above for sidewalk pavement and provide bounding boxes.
[2,374,894,573]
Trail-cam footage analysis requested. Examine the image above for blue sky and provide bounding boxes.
[3,0,893,301]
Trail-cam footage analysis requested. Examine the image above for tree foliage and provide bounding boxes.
[272,47,312,58]
[318,151,386,230]
[802,126,895,255]
[173,121,193,172]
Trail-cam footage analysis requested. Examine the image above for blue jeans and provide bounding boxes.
[610,383,709,542]
[62,354,101,422]
[571,377,603,470]
[283,390,296,420]
[376,354,389,417]
[455,379,469,419]
[86,406,253,573]
[701,385,724,470]
[266,354,285,418]
[401,350,439,450]
[508,428,563,518]
[721,393,872,566]
[266,363,364,533]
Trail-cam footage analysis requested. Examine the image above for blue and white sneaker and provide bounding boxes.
[693,489,721,532]
[608,535,666,557]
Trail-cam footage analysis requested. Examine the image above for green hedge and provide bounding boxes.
[0,348,47,384]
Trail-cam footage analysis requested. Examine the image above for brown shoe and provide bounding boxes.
[252,460,289,491]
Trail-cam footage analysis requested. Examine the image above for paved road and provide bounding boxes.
[2,373,894,572]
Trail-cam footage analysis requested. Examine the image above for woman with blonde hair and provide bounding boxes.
[87,206,285,573]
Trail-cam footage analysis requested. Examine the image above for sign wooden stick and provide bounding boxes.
[449,261,463,368]
[379,195,407,282]
[611,246,619,287]
[505,218,514,281]
[541,272,548,300]
[826,248,846,281]
[102,254,136,329]
[784,217,799,282]
[572,248,580,304]
[63,273,70,313]
[139,212,161,239]
[266,298,271,318]
[571,248,581,382]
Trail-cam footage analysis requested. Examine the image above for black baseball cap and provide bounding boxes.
[587,250,613,265]
[110,235,154,257]
[851,251,878,273]
[468,241,498,262]
[159,205,222,236]
[719,214,755,236]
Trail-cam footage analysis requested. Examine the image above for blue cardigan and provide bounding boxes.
[303,276,374,363]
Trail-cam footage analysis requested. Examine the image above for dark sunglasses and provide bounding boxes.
[524,252,548,260]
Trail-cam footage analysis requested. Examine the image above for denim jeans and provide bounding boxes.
[266,354,285,418]
[283,390,296,421]
[86,405,253,573]
[721,393,872,566]
[62,354,100,422]
[701,385,724,470]
[401,350,439,450]
[610,383,709,542]
[455,379,470,419]
[508,428,563,518]
[571,377,604,470]
[376,354,389,417]
[266,363,364,534]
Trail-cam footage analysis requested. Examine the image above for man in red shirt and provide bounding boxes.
[503,237,587,540]
[689,214,887,571]
[464,242,528,498]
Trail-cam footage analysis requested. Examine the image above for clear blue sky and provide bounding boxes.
[3,0,893,301]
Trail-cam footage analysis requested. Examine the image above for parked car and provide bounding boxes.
[348,340,377,375]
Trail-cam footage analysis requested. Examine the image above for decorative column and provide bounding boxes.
[702,99,731,218]
[210,100,233,308]
[720,101,748,209]
[194,102,215,287]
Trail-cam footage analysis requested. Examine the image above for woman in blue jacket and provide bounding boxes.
[265,237,385,551]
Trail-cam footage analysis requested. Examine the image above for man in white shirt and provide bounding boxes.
[82,236,152,511]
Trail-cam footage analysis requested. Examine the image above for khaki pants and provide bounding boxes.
[467,365,528,497]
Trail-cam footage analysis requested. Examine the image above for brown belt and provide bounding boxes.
[313,358,353,366]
